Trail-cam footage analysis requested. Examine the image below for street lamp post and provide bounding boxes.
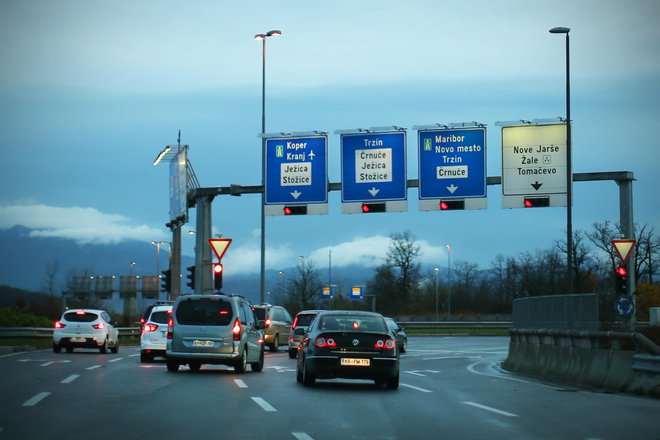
[550,26,573,294]
[446,244,452,320]
[434,267,439,321]
[151,241,170,294]
[255,29,282,304]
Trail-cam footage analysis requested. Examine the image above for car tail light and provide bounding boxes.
[92,322,105,330]
[232,318,242,341]
[167,317,174,339]
[142,324,158,335]
[291,316,299,330]
[374,339,396,350]
[76,310,85,315]
[265,317,271,328]
[315,337,337,348]
[54,320,65,329]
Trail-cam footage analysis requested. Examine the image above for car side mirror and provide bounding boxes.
[294,327,306,336]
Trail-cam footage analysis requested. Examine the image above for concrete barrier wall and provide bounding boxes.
[503,329,660,397]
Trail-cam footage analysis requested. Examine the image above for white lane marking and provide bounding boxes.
[22,392,51,407]
[61,374,80,384]
[463,401,518,417]
[234,379,248,388]
[86,365,101,370]
[252,397,277,412]
[108,357,123,363]
[292,432,314,440]
[400,383,432,393]
[467,360,558,389]
[405,371,426,377]
[41,362,54,367]
[128,353,140,357]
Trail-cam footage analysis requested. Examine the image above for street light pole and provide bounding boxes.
[255,29,282,304]
[446,244,452,320]
[550,26,573,294]
[434,267,439,321]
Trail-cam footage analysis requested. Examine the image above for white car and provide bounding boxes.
[140,304,173,362]
[53,309,119,354]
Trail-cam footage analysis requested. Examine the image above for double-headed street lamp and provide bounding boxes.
[255,29,282,304]
[446,244,452,320]
[434,267,440,321]
[549,26,573,294]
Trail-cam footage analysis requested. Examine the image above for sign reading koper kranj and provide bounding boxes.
[340,130,407,203]
[264,134,328,205]
[418,126,486,200]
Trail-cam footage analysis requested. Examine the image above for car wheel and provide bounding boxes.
[288,348,297,359]
[302,360,315,387]
[251,347,264,372]
[235,348,247,373]
[189,362,201,372]
[140,351,152,363]
[99,337,108,354]
[65,345,73,353]
[166,360,180,372]
[269,335,279,352]
[296,362,303,383]
[111,340,119,354]
[400,339,407,353]
[386,372,399,390]
[53,343,61,353]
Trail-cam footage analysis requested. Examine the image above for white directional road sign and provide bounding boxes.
[501,123,567,196]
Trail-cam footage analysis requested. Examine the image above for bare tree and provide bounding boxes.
[43,260,59,296]
[283,258,322,314]
[385,230,422,299]
[555,231,593,293]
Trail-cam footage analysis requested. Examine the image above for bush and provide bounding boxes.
[0,307,53,327]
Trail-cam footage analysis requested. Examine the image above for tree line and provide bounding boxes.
[280,221,660,323]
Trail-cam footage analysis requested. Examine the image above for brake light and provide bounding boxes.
[54,321,65,329]
[92,322,105,330]
[265,318,272,328]
[76,310,85,315]
[291,316,299,330]
[232,318,242,341]
[142,324,158,335]
[374,339,396,350]
[315,337,337,348]
[167,317,174,339]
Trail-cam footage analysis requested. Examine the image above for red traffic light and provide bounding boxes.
[361,203,386,213]
[439,200,465,210]
[283,206,307,215]
[213,263,223,274]
[523,197,550,208]
[615,266,627,277]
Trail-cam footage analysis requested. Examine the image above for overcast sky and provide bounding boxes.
[1,0,659,277]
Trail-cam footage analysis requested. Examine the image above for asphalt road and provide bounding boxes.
[1,336,658,440]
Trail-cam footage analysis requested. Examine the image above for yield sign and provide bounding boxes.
[208,238,232,261]
[612,239,635,265]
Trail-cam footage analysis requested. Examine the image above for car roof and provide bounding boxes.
[316,310,383,318]
[296,309,324,315]
[150,305,172,312]
[63,308,106,314]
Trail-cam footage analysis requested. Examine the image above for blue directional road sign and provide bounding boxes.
[341,131,407,202]
[418,127,486,200]
[350,286,364,300]
[265,135,328,205]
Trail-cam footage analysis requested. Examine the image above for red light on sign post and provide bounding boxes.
[213,263,223,289]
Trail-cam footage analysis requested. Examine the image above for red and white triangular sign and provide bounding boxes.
[208,238,232,261]
[612,239,635,265]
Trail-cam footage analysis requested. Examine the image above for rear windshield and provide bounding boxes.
[150,311,171,324]
[296,313,317,327]
[63,312,99,323]
[317,315,387,332]
[253,308,266,320]
[176,299,233,326]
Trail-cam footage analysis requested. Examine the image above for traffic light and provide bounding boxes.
[283,205,307,215]
[523,196,550,208]
[439,200,465,210]
[615,266,628,294]
[186,265,195,290]
[361,203,386,213]
[213,263,223,290]
[161,269,172,293]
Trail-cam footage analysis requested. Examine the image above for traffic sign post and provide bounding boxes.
[350,286,364,300]
[612,239,636,265]
[339,129,407,214]
[501,123,567,208]
[208,238,232,261]
[264,133,328,215]
[417,125,487,211]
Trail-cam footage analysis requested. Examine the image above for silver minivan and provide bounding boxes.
[166,294,264,373]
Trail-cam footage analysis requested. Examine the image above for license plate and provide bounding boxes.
[341,358,370,367]
[192,340,214,347]
[70,337,86,343]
